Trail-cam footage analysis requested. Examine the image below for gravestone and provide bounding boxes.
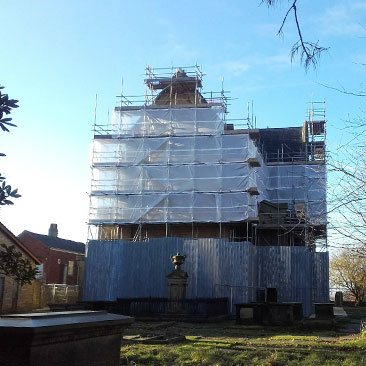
[266,288,278,303]
[256,288,266,303]
[335,291,343,306]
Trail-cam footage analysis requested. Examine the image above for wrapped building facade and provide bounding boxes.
[85,66,328,315]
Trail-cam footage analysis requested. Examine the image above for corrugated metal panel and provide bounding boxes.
[84,238,255,311]
[256,246,321,316]
[314,251,330,302]
[84,239,329,316]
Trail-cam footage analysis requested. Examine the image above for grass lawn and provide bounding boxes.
[120,307,366,366]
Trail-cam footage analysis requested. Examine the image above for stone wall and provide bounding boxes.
[0,230,41,314]
[0,276,42,314]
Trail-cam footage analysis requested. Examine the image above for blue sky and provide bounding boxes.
[1,0,365,242]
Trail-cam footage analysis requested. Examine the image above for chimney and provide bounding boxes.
[48,223,58,237]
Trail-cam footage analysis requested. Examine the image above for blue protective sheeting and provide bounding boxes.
[84,238,328,316]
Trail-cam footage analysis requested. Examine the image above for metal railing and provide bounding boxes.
[42,284,79,306]
[80,297,228,318]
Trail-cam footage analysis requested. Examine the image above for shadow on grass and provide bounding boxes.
[121,338,366,366]
[126,320,340,340]
[121,318,366,365]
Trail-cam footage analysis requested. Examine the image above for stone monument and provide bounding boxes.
[166,253,188,311]
[0,310,134,366]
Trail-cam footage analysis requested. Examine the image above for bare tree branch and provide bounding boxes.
[318,83,366,97]
[262,0,328,69]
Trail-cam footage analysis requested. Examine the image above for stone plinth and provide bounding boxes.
[236,302,303,325]
[287,302,303,321]
[0,310,134,366]
[314,303,334,319]
[263,303,293,325]
[166,268,188,313]
[236,303,264,324]
[166,268,188,301]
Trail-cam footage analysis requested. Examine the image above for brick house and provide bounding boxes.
[0,222,41,314]
[18,224,85,285]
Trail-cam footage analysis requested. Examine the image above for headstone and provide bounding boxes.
[256,288,266,302]
[256,288,277,303]
[335,291,343,306]
[266,288,278,303]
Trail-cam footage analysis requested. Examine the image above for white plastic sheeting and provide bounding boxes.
[92,134,258,165]
[90,107,326,225]
[110,107,224,136]
[92,163,253,193]
[90,192,257,223]
[91,108,263,224]
[266,165,326,224]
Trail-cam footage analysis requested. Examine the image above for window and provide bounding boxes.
[67,261,74,276]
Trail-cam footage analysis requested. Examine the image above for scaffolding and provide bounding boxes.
[88,67,327,249]
[256,102,327,249]
[305,100,326,162]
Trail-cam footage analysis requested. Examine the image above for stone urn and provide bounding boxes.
[171,253,186,269]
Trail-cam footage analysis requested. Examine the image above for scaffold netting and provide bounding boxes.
[90,107,326,225]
